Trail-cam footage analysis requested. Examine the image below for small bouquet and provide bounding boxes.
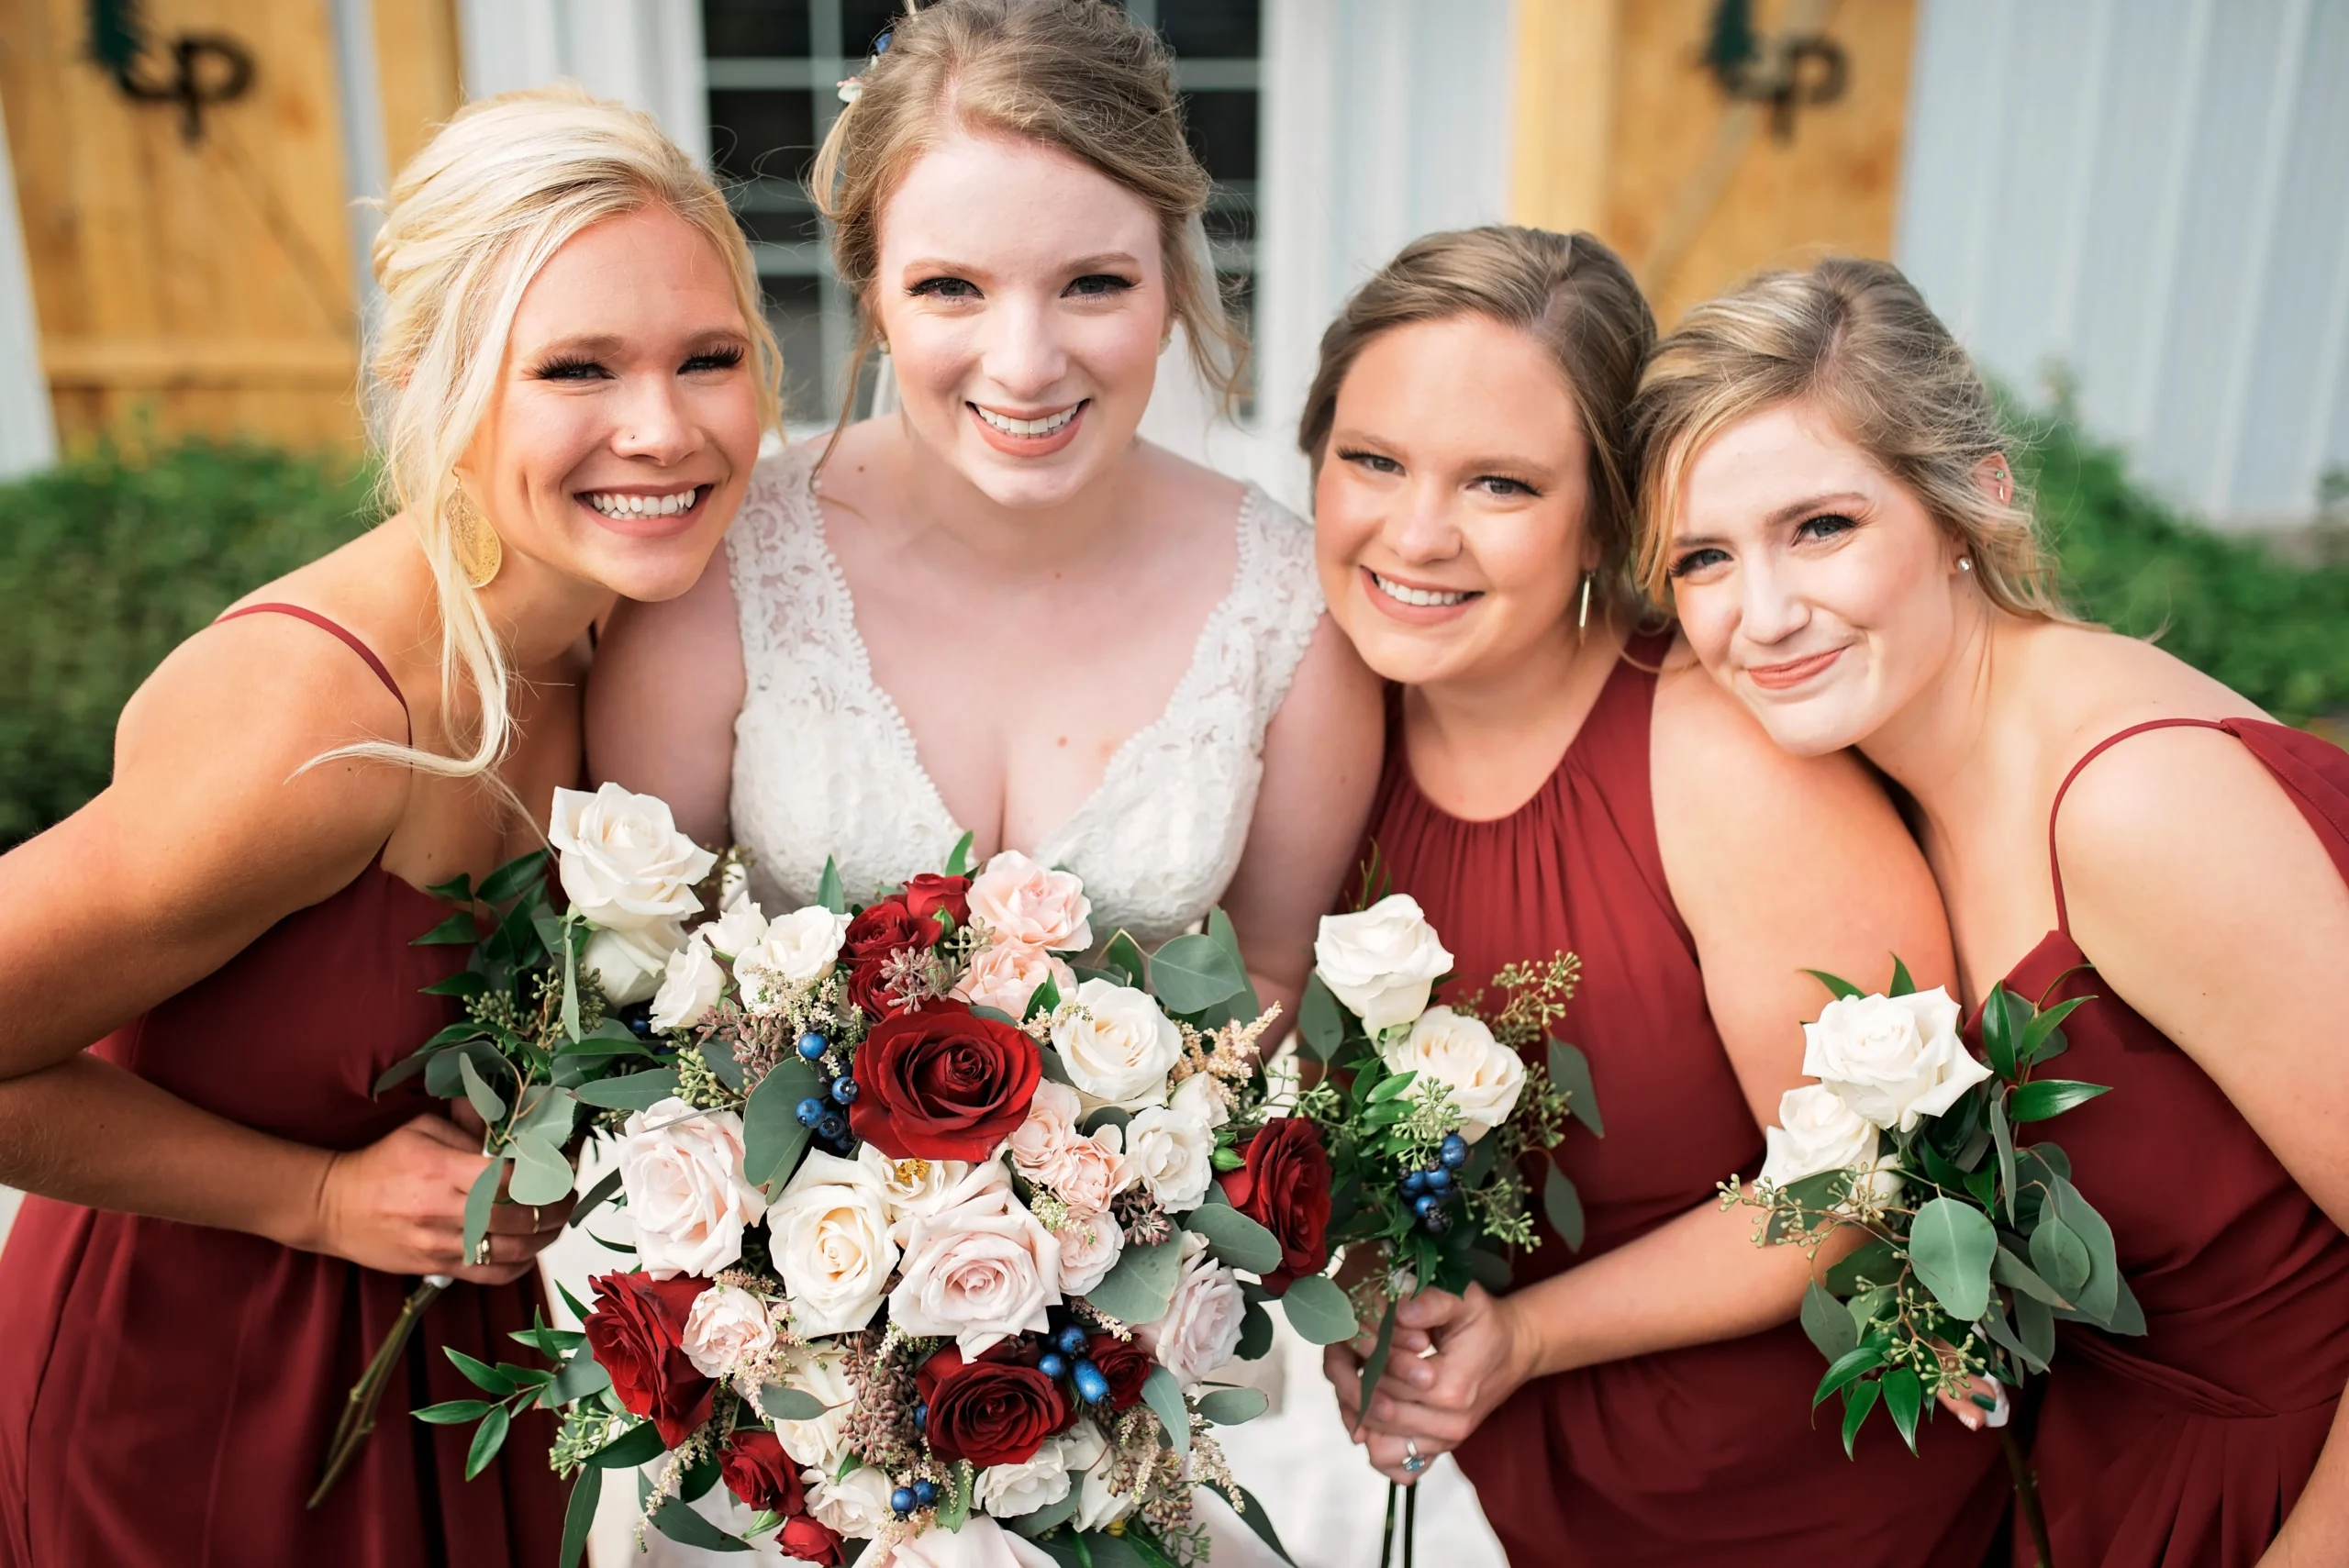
[394,783,1357,1566]
[1728,962,2141,1559]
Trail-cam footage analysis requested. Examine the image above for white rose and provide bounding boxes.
[968,850,1095,952]
[873,1514,1057,1568]
[1802,988,1990,1132]
[889,1177,1062,1357]
[767,1150,899,1336]
[1053,979,1184,1110]
[974,1429,1081,1518]
[764,1348,854,1472]
[807,1464,896,1540]
[1170,1070,1230,1129]
[1120,1104,1215,1213]
[1758,1084,1881,1188]
[680,1282,776,1379]
[1378,1006,1525,1144]
[616,1097,768,1279]
[549,782,717,931]
[697,893,768,961]
[952,940,1076,1018]
[737,905,852,1012]
[649,934,725,1032]
[1054,1209,1126,1297]
[582,919,685,1006]
[1314,894,1453,1034]
[1140,1234,1246,1387]
[856,1144,974,1247]
[1070,1439,1136,1532]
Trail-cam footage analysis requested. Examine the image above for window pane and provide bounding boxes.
[1182,90,1257,183]
[763,273,827,424]
[843,0,899,55]
[704,0,809,57]
[1160,0,1260,59]
[708,89,818,185]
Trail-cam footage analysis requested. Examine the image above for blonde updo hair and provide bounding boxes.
[364,83,782,779]
[1630,256,2068,619]
[809,0,1244,433]
[1298,226,1657,625]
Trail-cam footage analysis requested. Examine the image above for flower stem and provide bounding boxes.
[2003,1428,2054,1568]
[306,1275,447,1508]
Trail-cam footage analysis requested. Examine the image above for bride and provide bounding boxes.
[589,0,1378,1034]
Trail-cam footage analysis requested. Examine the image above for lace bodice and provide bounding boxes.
[726,441,1325,946]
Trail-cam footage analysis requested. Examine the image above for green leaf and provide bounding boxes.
[1840,1378,1881,1457]
[935,1460,975,1533]
[444,1344,514,1394]
[1880,1367,1922,1453]
[1888,955,1916,997]
[561,919,583,1044]
[2019,996,2090,1065]
[758,1386,829,1422]
[1183,1203,1284,1274]
[1800,1279,1859,1365]
[587,1420,666,1469]
[1087,1237,1183,1325]
[1206,907,1263,1018]
[411,909,481,947]
[1228,1486,1297,1566]
[743,1057,820,1193]
[1366,1070,1419,1105]
[1992,1247,2065,1306]
[1980,984,2021,1079]
[1276,1273,1359,1344]
[570,1069,680,1111]
[1298,973,1345,1062]
[2014,1290,2057,1368]
[816,857,845,916]
[373,1050,434,1096]
[943,831,975,878]
[1354,1299,1398,1431]
[1149,933,1247,1017]
[1978,1300,2046,1376]
[1103,932,1148,990]
[1803,968,1865,1002]
[2029,1216,2092,1300]
[1547,1038,1604,1137]
[1813,1343,1886,1407]
[1990,1093,2020,1223]
[560,1469,601,1568]
[549,1348,612,1405]
[1907,1197,1997,1322]
[421,970,490,998]
[507,1130,574,1206]
[2007,1079,2113,1123]
[1542,1161,1586,1251]
[1025,973,1062,1020]
[700,1036,746,1092]
[2049,1176,2121,1322]
[2106,1272,2148,1337]
[1464,1246,1513,1295]
[414,1398,495,1424]
[1009,1485,1083,1539]
[426,871,475,905]
[568,1167,624,1229]
[1141,1365,1191,1459]
[462,1158,505,1262]
[1236,1297,1275,1360]
[477,850,551,906]
[1197,1386,1270,1425]
[464,1404,510,1480]
[651,1495,751,1551]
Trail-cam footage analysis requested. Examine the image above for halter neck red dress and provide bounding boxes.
[0,606,567,1568]
[1363,635,2007,1567]
[2002,717,2349,1567]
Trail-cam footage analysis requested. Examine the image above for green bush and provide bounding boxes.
[0,438,376,847]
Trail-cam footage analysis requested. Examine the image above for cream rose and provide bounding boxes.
[767,1150,898,1336]
[1170,1069,1230,1129]
[1070,1445,1138,1533]
[582,919,685,1007]
[968,851,1094,952]
[696,892,768,961]
[1139,1233,1246,1387]
[888,1178,1062,1357]
[952,940,1076,1018]
[616,1098,768,1279]
[680,1282,776,1380]
[1314,894,1453,1034]
[807,1464,896,1540]
[764,1347,854,1472]
[974,1420,1106,1519]
[1054,1209,1125,1297]
[856,1145,974,1247]
[736,905,852,1012]
[1379,1006,1525,1144]
[1119,1103,1215,1213]
[874,1515,1057,1568]
[549,782,717,931]
[649,934,725,1032]
[1053,979,1184,1110]
[1758,1084,1882,1190]
[1802,988,1989,1132]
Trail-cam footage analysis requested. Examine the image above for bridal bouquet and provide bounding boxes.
[1728,962,2140,1485]
[400,784,1341,1566]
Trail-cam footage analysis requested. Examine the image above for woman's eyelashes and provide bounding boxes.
[1335,448,1404,476]
[1669,545,1731,579]
[1064,272,1137,299]
[1473,473,1540,498]
[1794,510,1860,545]
[681,345,745,373]
[530,344,744,382]
[904,273,1139,301]
[907,275,981,300]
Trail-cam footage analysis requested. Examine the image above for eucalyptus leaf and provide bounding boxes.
[1978,1300,2046,1375]
[743,1059,820,1193]
[549,1348,612,1406]
[1547,1038,1604,1137]
[1907,1197,1997,1322]
[1150,932,1247,1016]
[571,1069,679,1111]
[1276,1273,1359,1345]
[1992,1247,2065,1306]
[507,1130,575,1206]
[1542,1161,1586,1251]
[456,1051,508,1124]
[700,1036,746,1092]
[1197,1385,1270,1426]
[1298,973,1345,1062]
[509,1084,578,1147]
[2029,1216,2092,1300]
[1103,932,1147,990]
[1236,1297,1275,1360]
[462,1158,506,1261]
[2106,1272,2148,1336]
[1206,908,1263,1018]
[935,1462,975,1532]
[587,1421,666,1469]
[2014,1290,2057,1367]
[1082,1106,1132,1139]
[650,1494,751,1551]
[1800,1279,1859,1364]
[1228,1486,1297,1565]
[2050,1177,2121,1323]
[1142,1365,1191,1459]
[1183,1203,1284,1274]
[758,1386,829,1422]
[1086,1238,1182,1326]
[1009,1485,1082,1538]
[1025,973,1062,1020]
[1464,1246,1513,1295]
[1990,1094,2019,1223]
[1354,1300,1398,1434]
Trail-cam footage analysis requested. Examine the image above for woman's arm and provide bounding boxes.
[585,550,745,846]
[1216,616,1386,1024]
[1336,658,1957,1479]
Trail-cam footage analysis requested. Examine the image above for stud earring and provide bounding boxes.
[448,478,502,589]
[1958,558,1975,573]
[1577,571,1594,633]
[874,336,891,356]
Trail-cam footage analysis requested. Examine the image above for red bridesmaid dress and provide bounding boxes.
[0,606,567,1568]
[1364,633,2008,1567]
[2004,718,2349,1567]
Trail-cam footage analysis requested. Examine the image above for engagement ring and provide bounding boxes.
[1403,1437,1428,1474]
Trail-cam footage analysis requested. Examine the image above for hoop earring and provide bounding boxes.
[449,479,503,589]
[1577,572,1593,634]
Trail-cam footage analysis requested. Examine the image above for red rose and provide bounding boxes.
[1085,1333,1152,1410]
[1222,1117,1333,1293]
[582,1272,714,1447]
[718,1428,803,1516]
[778,1514,844,1564]
[915,1343,1071,1467]
[843,897,924,1017]
[902,873,971,928]
[850,1003,1041,1161]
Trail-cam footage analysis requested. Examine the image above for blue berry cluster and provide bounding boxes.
[888,1477,940,1518]
[1034,1322,1111,1405]
[1399,1133,1471,1233]
[790,1031,859,1153]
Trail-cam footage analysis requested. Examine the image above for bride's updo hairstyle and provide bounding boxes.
[1297,226,1655,622]
[363,83,781,778]
[1630,256,2068,620]
[809,0,1245,428]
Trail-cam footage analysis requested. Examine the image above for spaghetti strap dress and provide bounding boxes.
[2002,717,2349,1568]
[0,605,568,1568]
[1361,634,2008,1567]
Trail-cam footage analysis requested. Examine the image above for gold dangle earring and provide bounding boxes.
[1577,571,1594,636]
[448,477,503,588]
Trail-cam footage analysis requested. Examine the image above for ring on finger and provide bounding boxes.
[472,1235,493,1267]
[529,1206,540,1229]
[1402,1436,1428,1474]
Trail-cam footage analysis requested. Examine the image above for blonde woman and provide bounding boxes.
[1633,256,2349,1568]
[0,88,776,1565]
[590,0,1381,1020]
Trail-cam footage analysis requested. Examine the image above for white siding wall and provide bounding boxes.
[0,92,57,480]
[1898,0,2349,526]
[456,0,711,168]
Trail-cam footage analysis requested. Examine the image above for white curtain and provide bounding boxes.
[0,91,58,480]
[456,0,711,168]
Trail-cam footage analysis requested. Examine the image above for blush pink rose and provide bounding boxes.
[968,851,1093,954]
[953,940,1076,1018]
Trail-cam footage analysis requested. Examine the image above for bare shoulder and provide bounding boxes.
[2052,715,2319,898]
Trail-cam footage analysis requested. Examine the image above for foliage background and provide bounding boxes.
[1,421,2345,851]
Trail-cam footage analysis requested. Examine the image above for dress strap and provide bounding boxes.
[215,603,411,746]
[2046,718,2232,933]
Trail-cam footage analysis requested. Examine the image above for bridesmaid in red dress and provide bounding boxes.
[1308,228,2008,1565]
[1636,255,2349,1566]
[0,88,779,1566]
